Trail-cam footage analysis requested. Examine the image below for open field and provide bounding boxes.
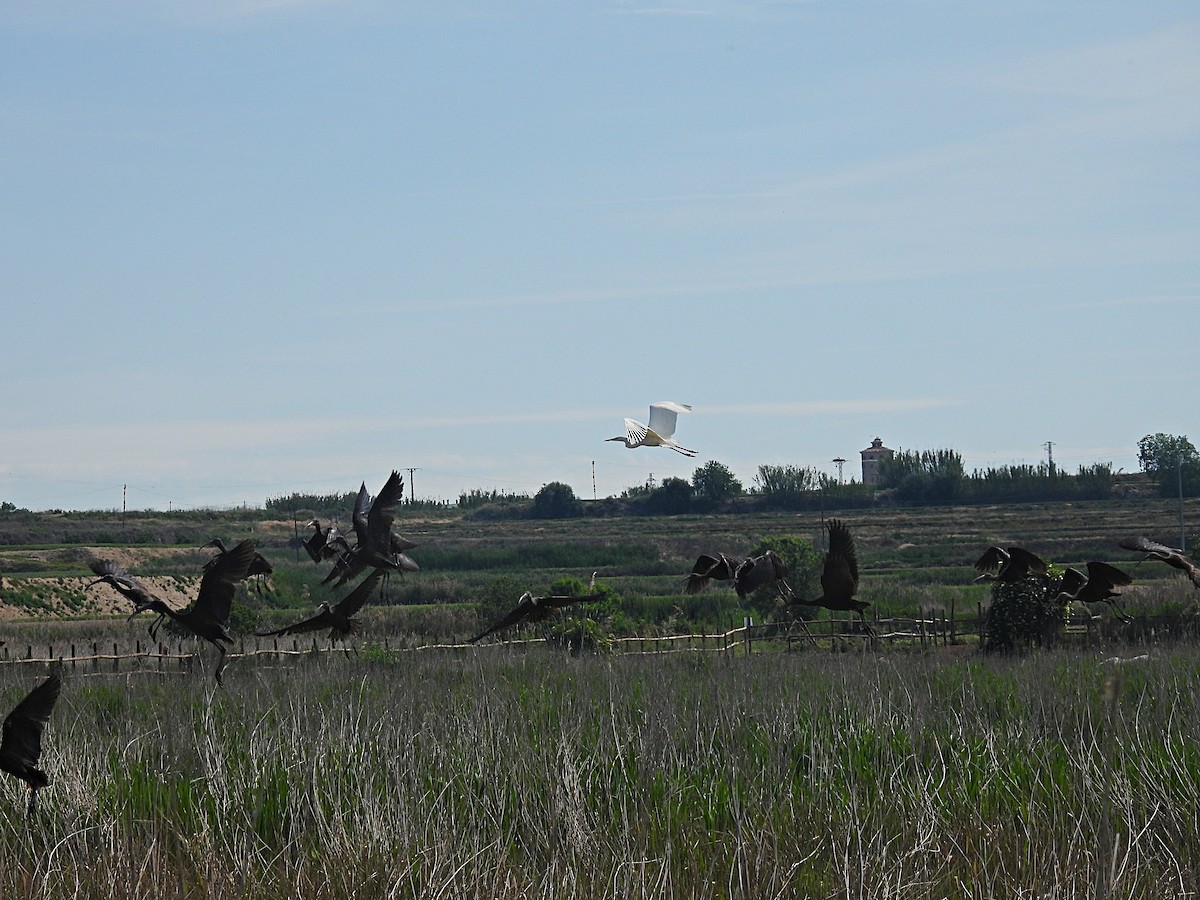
[2,496,1198,638]
[2,645,1199,898]
[1,498,1198,896]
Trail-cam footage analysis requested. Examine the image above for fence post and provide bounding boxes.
[743,617,753,655]
[950,597,957,644]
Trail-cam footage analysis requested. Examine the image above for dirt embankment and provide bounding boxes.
[0,546,201,621]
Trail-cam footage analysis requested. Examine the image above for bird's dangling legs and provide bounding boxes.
[213,645,228,686]
[856,610,878,646]
[793,617,819,647]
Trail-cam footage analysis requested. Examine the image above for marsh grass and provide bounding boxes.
[1,644,1198,898]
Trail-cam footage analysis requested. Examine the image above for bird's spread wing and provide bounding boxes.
[1,671,61,773]
[735,554,785,596]
[89,559,128,581]
[624,418,649,446]
[826,520,859,587]
[538,593,604,610]
[351,482,372,546]
[1059,566,1088,596]
[647,402,690,439]
[193,538,257,627]
[468,592,538,643]
[302,528,324,563]
[1007,546,1047,577]
[1119,535,1173,555]
[256,609,335,637]
[365,471,404,554]
[88,560,155,605]
[332,570,385,619]
[1085,561,1133,589]
[974,546,1008,574]
[390,533,419,553]
[685,553,733,593]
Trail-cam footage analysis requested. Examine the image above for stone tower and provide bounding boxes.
[860,437,893,486]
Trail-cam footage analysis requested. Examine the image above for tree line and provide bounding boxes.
[503,432,1198,519]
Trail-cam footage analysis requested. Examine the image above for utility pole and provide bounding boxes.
[592,461,597,500]
[832,456,846,486]
[1180,454,1187,553]
[406,467,420,505]
[1044,441,1055,474]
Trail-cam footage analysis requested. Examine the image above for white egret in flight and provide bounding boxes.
[607,401,696,456]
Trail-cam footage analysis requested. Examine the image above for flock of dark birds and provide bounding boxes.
[3,484,1199,816]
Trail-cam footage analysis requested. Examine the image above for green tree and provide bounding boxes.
[530,482,580,518]
[691,461,743,503]
[981,570,1066,653]
[1137,433,1200,497]
[880,448,964,505]
[753,464,820,509]
[644,477,692,515]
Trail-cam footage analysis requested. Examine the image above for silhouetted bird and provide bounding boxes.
[130,538,258,685]
[301,520,350,564]
[1,669,62,817]
[202,537,274,594]
[256,570,384,644]
[323,472,419,594]
[606,402,696,456]
[974,545,1048,583]
[791,519,871,630]
[1119,536,1200,588]
[1056,561,1134,621]
[468,591,604,644]
[86,559,162,609]
[684,553,738,594]
[733,549,792,600]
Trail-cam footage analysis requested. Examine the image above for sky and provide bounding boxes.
[1,1,1197,511]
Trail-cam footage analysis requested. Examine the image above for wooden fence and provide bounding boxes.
[0,608,1188,672]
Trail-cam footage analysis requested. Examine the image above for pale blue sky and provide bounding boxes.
[2,1,1197,510]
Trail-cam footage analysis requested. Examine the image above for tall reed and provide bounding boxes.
[1,645,1196,898]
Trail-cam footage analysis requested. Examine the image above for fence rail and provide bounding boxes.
[1,609,1188,672]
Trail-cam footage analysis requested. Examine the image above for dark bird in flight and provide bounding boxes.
[202,537,274,594]
[323,472,419,594]
[301,520,350,564]
[791,519,871,630]
[130,538,258,685]
[1,669,62,817]
[733,549,792,600]
[973,545,1048,583]
[1055,561,1134,621]
[468,591,605,644]
[1119,536,1200,588]
[256,570,384,644]
[684,552,738,594]
[86,559,162,609]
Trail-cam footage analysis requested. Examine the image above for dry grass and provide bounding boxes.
[1,643,1198,898]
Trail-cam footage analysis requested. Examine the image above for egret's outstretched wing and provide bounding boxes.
[623,418,649,446]
[647,402,691,439]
